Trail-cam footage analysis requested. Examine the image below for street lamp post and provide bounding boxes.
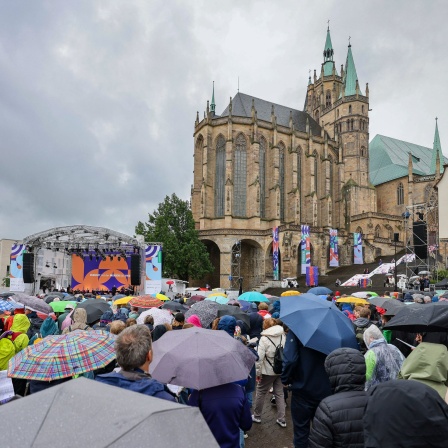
[394,233,399,292]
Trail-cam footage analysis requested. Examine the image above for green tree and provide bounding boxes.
[135,193,214,280]
[1,277,10,287]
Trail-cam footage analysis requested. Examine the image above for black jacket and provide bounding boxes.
[364,379,448,448]
[309,347,367,448]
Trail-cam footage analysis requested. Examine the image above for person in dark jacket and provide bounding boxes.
[281,331,331,448]
[309,347,367,448]
[96,325,174,402]
[364,379,448,447]
[189,382,252,448]
[249,310,263,341]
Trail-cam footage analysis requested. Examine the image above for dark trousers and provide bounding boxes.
[290,392,320,448]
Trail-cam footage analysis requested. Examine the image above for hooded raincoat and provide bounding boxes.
[9,314,31,352]
[62,308,91,334]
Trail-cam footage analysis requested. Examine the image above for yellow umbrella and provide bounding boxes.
[155,293,170,301]
[281,290,301,297]
[114,296,133,306]
[208,292,227,298]
[336,297,369,305]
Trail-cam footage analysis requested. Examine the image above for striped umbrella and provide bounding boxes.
[8,330,116,381]
[129,296,163,309]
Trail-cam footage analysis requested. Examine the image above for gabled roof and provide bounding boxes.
[369,134,448,186]
[219,92,321,136]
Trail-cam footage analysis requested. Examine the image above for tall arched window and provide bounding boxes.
[325,91,331,108]
[361,146,367,157]
[233,134,247,217]
[279,143,285,221]
[397,182,404,205]
[313,150,318,194]
[214,135,226,217]
[349,105,352,114]
[194,135,203,189]
[350,119,354,131]
[346,119,350,131]
[259,137,266,218]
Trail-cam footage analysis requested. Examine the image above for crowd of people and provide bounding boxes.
[1,287,448,447]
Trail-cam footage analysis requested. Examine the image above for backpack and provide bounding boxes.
[355,323,372,354]
[265,335,284,375]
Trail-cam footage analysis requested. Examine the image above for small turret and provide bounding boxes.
[210,81,216,115]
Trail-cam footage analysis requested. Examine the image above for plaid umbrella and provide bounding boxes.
[185,301,220,328]
[0,300,16,313]
[13,293,53,315]
[130,296,163,309]
[8,330,116,381]
[137,308,173,326]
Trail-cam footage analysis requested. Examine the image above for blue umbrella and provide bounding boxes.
[280,295,358,355]
[238,291,269,303]
[307,286,332,295]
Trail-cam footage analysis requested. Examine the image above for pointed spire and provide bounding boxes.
[344,42,362,96]
[431,117,444,174]
[210,81,216,115]
[322,26,337,76]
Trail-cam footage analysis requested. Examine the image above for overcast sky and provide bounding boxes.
[1,0,447,240]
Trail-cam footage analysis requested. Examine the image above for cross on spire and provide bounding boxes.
[327,19,330,30]
[348,36,351,46]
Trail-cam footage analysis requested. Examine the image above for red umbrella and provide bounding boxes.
[166,280,174,285]
[129,296,163,309]
[189,295,206,302]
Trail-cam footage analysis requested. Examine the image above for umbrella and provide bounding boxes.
[13,293,52,315]
[166,280,174,285]
[189,294,205,302]
[77,299,110,324]
[208,292,227,298]
[336,297,369,305]
[0,377,218,448]
[307,286,332,295]
[0,300,17,313]
[49,300,77,313]
[150,327,257,390]
[281,290,301,297]
[8,330,116,381]
[280,294,358,355]
[384,302,448,332]
[382,299,406,316]
[154,293,170,302]
[185,301,220,328]
[418,270,431,275]
[238,291,269,303]
[129,296,163,309]
[137,308,173,327]
[352,291,379,299]
[161,301,189,313]
[217,306,250,328]
[368,297,393,307]
[114,296,133,305]
[205,295,229,305]
[237,300,253,312]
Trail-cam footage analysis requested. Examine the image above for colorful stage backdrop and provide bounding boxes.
[9,243,25,292]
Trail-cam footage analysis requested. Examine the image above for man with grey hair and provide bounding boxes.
[95,325,175,401]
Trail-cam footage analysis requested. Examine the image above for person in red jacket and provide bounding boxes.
[258,303,272,319]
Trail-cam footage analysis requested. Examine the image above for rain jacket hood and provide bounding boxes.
[0,338,15,370]
[217,315,237,337]
[11,314,31,333]
[186,314,202,328]
[325,347,366,393]
[260,324,284,338]
[400,342,448,399]
[40,317,59,337]
[353,317,370,328]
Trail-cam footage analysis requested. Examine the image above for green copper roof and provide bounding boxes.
[210,81,216,114]
[344,45,362,96]
[430,119,444,174]
[323,28,337,76]
[369,134,448,186]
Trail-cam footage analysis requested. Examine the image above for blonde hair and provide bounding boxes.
[258,302,269,311]
[110,320,126,335]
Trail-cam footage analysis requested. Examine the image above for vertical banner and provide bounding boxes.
[272,227,279,281]
[329,228,339,267]
[301,225,310,274]
[354,232,363,264]
[306,266,318,286]
[145,245,162,294]
[9,244,26,292]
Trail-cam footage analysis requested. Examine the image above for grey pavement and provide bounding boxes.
[246,394,294,448]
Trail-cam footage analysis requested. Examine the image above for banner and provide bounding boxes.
[354,233,363,264]
[272,227,279,281]
[301,225,310,274]
[145,245,162,294]
[9,243,26,292]
[306,266,318,286]
[329,228,339,267]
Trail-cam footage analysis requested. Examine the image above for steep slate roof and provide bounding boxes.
[219,92,321,136]
[369,134,448,186]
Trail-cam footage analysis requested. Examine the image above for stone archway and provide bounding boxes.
[238,239,264,290]
[199,240,221,288]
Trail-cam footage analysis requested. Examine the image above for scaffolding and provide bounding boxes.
[229,241,242,290]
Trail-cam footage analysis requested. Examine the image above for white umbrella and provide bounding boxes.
[137,308,172,327]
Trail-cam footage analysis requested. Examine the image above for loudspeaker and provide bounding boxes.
[130,254,141,286]
[23,253,35,283]
[393,233,399,242]
[413,221,427,259]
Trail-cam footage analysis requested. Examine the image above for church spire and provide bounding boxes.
[344,41,362,96]
[431,117,444,174]
[322,24,336,76]
[210,81,216,115]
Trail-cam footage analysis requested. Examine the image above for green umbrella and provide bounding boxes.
[50,301,77,313]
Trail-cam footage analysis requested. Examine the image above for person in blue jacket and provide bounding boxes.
[281,331,331,448]
[95,325,175,402]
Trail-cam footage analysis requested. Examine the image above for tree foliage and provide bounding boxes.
[135,193,213,280]
[1,277,10,287]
